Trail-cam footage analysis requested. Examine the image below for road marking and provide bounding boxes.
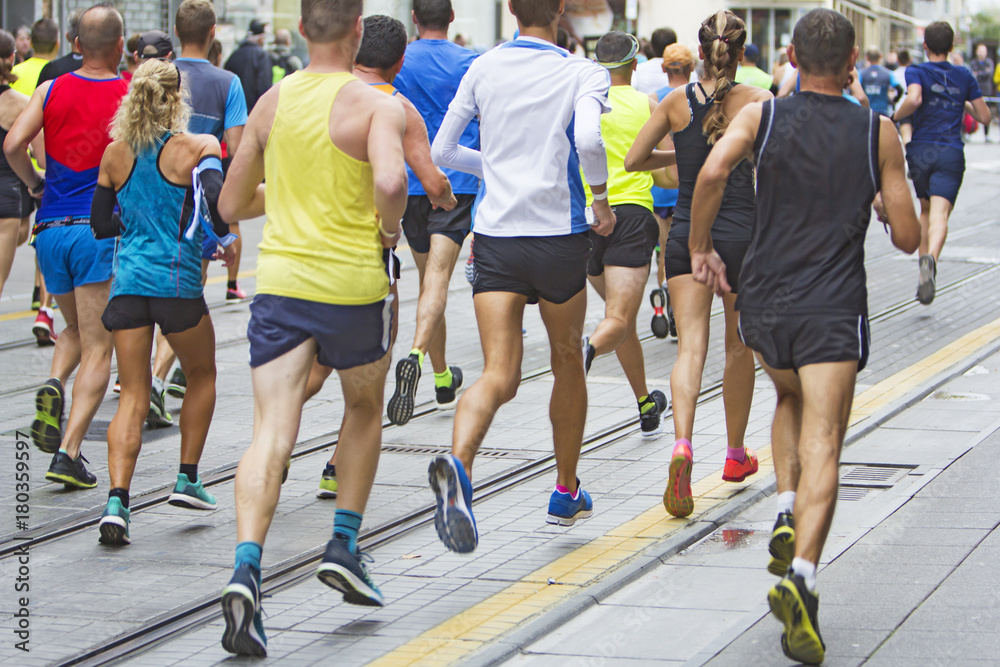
[368,315,1000,666]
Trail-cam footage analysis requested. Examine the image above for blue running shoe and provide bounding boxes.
[221,565,266,657]
[168,473,218,510]
[316,537,384,606]
[546,479,593,526]
[428,455,477,553]
[98,497,131,545]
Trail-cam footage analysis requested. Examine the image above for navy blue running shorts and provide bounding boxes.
[247,294,393,369]
[401,193,474,254]
[905,143,965,204]
[471,232,591,305]
[588,204,658,276]
[738,312,870,373]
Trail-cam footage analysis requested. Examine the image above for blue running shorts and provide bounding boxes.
[34,224,115,295]
[905,143,965,204]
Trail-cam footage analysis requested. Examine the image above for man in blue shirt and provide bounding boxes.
[861,47,902,116]
[893,22,991,305]
[386,0,479,425]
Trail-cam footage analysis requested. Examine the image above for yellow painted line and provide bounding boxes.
[203,269,256,286]
[369,315,1000,667]
[0,309,34,322]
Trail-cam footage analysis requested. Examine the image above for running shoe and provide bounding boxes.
[546,479,593,526]
[650,287,669,339]
[98,496,131,545]
[316,537,384,606]
[663,439,694,518]
[583,337,596,375]
[45,451,97,489]
[639,390,668,437]
[917,254,937,305]
[768,511,796,577]
[221,564,267,657]
[768,573,825,665]
[167,367,187,398]
[435,366,464,410]
[428,455,477,553]
[31,379,63,453]
[30,286,40,311]
[113,376,121,394]
[167,473,218,510]
[387,353,421,425]
[146,385,173,428]
[226,286,248,302]
[32,308,56,346]
[722,447,759,482]
[316,468,338,499]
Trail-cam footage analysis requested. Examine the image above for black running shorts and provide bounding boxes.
[0,174,32,219]
[401,194,474,254]
[471,232,591,305]
[588,204,658,276]
[102,295,208,334]
[738,311,871,372]
[664,235,748,293]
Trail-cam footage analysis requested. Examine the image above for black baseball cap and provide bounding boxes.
[248,19,268,36]
[136,30,173,59]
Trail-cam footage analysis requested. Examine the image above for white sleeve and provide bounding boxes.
[430,67,484,179]
[575,95,609,187]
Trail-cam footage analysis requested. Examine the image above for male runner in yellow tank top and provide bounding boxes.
[216,0,408,657]
[583,32,676,437]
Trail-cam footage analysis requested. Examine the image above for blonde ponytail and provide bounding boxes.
[110,58,189,153]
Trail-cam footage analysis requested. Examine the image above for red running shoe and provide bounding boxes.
[32,308,57,346]
[722,447,759,482]
[663,439,694,518]
[226,286,248,302]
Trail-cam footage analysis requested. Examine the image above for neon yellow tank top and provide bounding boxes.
[585,85,655,210]
[257,72,388,305]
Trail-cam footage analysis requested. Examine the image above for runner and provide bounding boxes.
[429,0,614,552]
[305,13,456,501]
[0,30,44,302]
[626,10,768,518]
[91,58,234,545]
[217,0,408,655]
[861,47,903,117]
[584,31,672,437]
[36,10,85,85]
[5,3,128,489]
[970,44,995,142]
[385,0,478,425]
[688,9,920,663]
[892,22,991,305]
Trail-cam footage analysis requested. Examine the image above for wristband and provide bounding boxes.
[378,220,399,238]
[592,189,609,201]
[30,178,44,196]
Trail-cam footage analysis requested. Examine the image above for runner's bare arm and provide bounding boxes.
[3,81,49,191]
[369,96,408,246]
[968,97,992,126]
[624,91,676,173]
[399,94,455,211]
[876,116,920,253]
[892,83,922,120]
[648,96,678,189]
[219,87,277,222]
[223,126,244,160]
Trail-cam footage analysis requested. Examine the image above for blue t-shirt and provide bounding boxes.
[651,85,678,209]
[175,58,248,142]
[906,61,982,149]
[394,39,481,196]
[861,64,894,116]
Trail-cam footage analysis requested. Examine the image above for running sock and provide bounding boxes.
[555,484,580,500]
[109,487,129,509]
[179,463,198,484]
[434,368,454,389]
[324,463,336,477]
[227,281,238,291]
[726,446,746,462]
[409,348,425,367]
[675,438,692,455]
[151,376,165,394]
[235,541,263,575]
[333,509,363,554]
[791,557,817,592]
[776,491,797,516]
[638,395,654,413]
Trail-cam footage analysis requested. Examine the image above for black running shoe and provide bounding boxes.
[639,390,668,437]
[146,385,173,428]
[167,367,187,398]
[917,254,937,305]
[30,285,40,311]
[316,537,384,606]
[45,451,97,489]
[650,288,669,339]
[386,353,421,425]
[31,379,64,453]
[584,338,596,375]
[768,512,796,577]
[435,366,464,410]
[221,564,267,657]
[768,573,825,665]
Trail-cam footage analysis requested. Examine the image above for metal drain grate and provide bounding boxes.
[840,464,915,488]
[839,486,881,502]
[381,444,513,458]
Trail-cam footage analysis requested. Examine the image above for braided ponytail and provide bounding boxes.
[698,10,746,145]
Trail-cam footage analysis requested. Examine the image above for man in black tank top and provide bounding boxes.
[688,10,920,665]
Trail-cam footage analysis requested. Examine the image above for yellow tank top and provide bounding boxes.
[585,85,655,210]
[257,72,388,305]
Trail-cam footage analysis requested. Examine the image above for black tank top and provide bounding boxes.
[670,82,755,243]
[0,85,22,183]
[736,93,880,315]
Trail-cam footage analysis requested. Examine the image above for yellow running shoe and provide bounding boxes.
[768,512,796,577]
[768,573,825,665]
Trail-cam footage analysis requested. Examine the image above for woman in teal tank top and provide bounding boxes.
[88,58,235,546]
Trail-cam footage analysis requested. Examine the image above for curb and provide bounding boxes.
[468,333,1000,667]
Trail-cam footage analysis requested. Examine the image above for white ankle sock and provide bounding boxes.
[791,557,817,592]
[151,376,165,393]
[776,491,796,516]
